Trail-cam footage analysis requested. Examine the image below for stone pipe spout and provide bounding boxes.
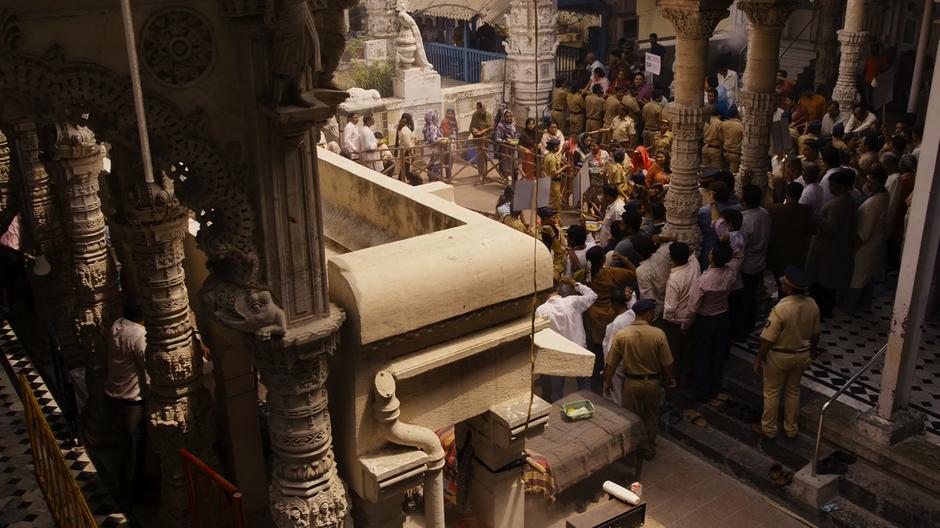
[372,370,446,528]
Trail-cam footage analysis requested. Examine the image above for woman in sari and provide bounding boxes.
[646,149,671,185]
[519,118,539,179]
[423,110,445,181]
[630,145,653,186]
[494,110,520,183]
[441,108,459,180]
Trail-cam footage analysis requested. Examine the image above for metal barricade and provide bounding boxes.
[181,448,246,528]
[18,374,97,528]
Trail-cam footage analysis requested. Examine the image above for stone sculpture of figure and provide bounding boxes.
[209,288,287,340]
[266,0,321,107]
[394,0,435,73]
[311,0,358,90]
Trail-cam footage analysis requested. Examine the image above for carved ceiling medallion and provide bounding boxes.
[141,8,215,87]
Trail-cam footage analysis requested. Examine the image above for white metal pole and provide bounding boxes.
[119,0,156,184]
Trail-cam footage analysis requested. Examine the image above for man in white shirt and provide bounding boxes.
[799,164,826,216]
[106,303,148,504]
[358,114,382,172]
[820,101,847,137]
[636,242,673,321]
[717,66,739,106]
[536,278,598,401]
[843,104,877,135]
[602,289,636,406]
[343,112,361,160]
[585,52,606,76]
[597,184,626,247]
[563,224,597,279]
[661,242,699,385]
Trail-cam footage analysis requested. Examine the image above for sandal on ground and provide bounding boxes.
[682,409,708,428]
[769,464,793,486]
[708,398,729,411]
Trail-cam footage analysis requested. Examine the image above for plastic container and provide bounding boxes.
[562,399,596,421]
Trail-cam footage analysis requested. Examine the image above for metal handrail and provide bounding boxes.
[812,344,888,476]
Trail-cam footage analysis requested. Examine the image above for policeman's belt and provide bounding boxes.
[625,373,660,380]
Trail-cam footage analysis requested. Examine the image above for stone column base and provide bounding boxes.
[791,463,839,508]
[393,69,442,106]
[857,408,925,446]
[351,490,406,528]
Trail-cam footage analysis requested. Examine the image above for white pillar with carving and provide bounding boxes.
[504,0,559,119]
[736,1,797,196]
[832,0,869,112]
[661,0,733,249]
[364,0,396,41]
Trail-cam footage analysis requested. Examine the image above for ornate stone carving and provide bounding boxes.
[124,171,218,526]
[267,0,322,107]
[221,0,267,17]
[661,4,731,40]
[0,53,265,324]
[364,0,395,39]
[313,0,357,91]
[255,310,349,528]
[832,29,869,113]
[504,0,558,118]
[45,106,121,448]
[737,91,778,195]
[0,130,11,216]
[205,287,287,340]
[737,1,798,27]
[664,104,708,250]
[394,0,435,73]
[142,8,215,87]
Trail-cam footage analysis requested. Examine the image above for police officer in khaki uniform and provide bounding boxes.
[551,79,569,135]
[641,90,664,148]
[567,82,586,136]
[604,298,676,460]
[720,104,744,174]
[702,107,724,169]
[585,84,606,135]
[752,267,820,439]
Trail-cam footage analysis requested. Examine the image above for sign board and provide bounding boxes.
[512,178,552,211]
[644,52,661,76]
[871,67,896,110]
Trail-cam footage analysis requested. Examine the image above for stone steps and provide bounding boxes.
[669,354,940,528]
[660,402,899,528]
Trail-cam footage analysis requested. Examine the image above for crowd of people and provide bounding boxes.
[492,41,925,463]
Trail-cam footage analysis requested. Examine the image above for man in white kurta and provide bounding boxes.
[343,113,361,160]
[597,185,625,248]
[536,278,597,401]
[358,115,382,172]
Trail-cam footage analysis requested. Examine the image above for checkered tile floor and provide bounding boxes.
[0,324,127,527]
[732,275,940,437]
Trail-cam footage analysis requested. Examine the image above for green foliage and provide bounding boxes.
[353,60,394,98]
[345,37,365,60]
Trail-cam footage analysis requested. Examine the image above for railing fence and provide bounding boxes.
[424,42,506,83]
[181,447,247,528]
[19,373,97,528]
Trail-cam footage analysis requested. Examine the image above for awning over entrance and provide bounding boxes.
[407,0,513,25]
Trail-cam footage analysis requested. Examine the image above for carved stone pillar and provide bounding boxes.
[661,0,732,249]
[7,123,81,368]
[123,174,218,526]
[46,116,120,446]
[832,0,868,112]
[231,103,347,527]
[364,0,396,41]
[504,0,559,119]
[736,1,797,196]
[814,0,842,90]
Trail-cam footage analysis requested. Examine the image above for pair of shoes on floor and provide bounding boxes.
[769,464,793,486]
[683,408,708,428]
[816,450,858,475]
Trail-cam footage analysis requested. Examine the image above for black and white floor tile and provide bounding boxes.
[0,323,127,527]
[732,276,940,437]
